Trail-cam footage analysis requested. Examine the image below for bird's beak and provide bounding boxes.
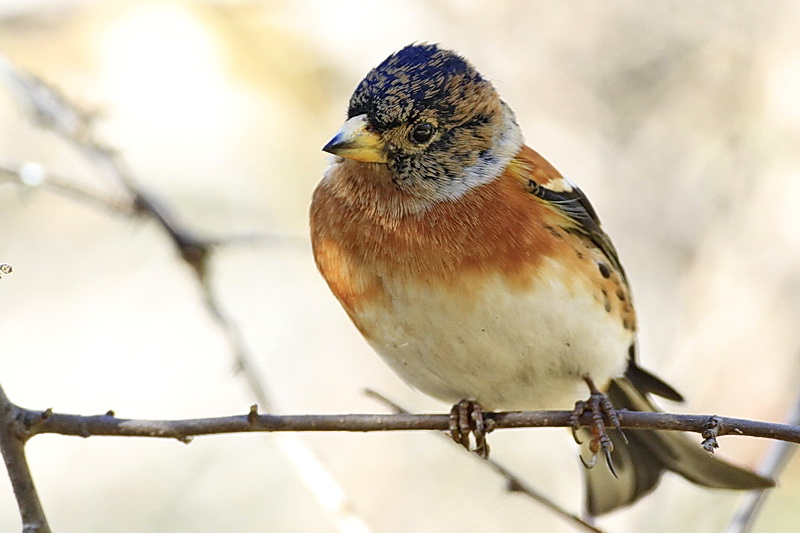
[322,114,387,163]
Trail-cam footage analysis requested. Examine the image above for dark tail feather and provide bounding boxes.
[583,375,774,516]
[625,360,684,402]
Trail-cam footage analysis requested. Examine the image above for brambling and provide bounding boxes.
[310,43,772,515]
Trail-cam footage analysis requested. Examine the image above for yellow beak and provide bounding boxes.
[322,114,387,163]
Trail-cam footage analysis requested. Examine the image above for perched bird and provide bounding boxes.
[310,43,772,515]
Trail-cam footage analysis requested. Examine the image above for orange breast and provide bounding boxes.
[310,146,634,336]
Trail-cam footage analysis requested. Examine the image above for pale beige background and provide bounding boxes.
[0,1,798,532]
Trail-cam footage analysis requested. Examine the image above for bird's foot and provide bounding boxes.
[569,377,627,478]
[449,399,493,458]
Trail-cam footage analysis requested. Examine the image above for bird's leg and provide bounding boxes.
[569,377,627,478]
[449,399,492,458]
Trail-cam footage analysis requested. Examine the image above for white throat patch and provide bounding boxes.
[442,102,524,200]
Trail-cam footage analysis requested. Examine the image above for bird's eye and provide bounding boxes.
[410,122,434,144]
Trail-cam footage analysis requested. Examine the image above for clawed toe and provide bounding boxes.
[571,377,626,478]
[569,400,586,445]
[449,399,492,458]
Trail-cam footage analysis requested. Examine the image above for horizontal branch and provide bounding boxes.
[14,404,800,445]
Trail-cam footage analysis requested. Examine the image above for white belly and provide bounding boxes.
[360,258,632,410]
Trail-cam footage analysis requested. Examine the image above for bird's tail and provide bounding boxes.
[583,368,774,516]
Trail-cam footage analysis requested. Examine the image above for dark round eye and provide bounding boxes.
[410,122,434,144]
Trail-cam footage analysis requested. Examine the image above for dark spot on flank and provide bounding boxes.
[575,250,584,259]
[597,262,611,279]
[615,288,626,301]
[602,288,611,312]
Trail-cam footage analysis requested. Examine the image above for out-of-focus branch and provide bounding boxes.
[363,389,602,533]
[0,52,268,404]
[724,384,800,533]
[1,55,370,533]
[0,163,136,215]
[0,385,51,533]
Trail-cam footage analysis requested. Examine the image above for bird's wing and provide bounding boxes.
[509,145,686,401]
[510,145,627,282]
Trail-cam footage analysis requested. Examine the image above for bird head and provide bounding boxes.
[323,43,522,201]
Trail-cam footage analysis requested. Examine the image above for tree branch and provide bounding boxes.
[5,387,794,533]
[0,163,136,216]
[0,386,51,533]
[13,402,800,444]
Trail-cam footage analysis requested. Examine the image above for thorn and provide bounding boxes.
[247,404,259,424]
[28,407,53,429]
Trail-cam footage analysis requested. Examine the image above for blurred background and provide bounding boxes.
[1,1,799,532]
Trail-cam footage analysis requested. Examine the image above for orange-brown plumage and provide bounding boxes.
[312,147,557,290]
[310,43,772,516]
[312,143,637,339]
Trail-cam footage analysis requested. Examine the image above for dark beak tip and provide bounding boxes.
[322,134,342,154]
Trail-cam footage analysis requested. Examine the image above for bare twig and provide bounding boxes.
[13,402,799,445]
[7,390,796,533]
[6,380,797,533]
[0,56,93,147]
[0,385,51,533]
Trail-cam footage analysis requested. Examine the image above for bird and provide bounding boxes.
[309,42,773,516]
